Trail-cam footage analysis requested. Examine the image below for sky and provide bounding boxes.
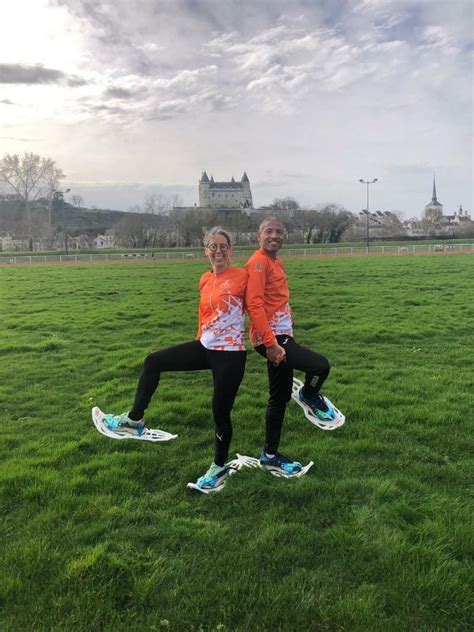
[0,0,472,218]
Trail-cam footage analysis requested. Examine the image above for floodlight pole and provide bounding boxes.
[53,188,71,254]
[359,179,378,252]
[62,188,71,254]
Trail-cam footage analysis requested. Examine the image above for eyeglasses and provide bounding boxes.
[206,243,229,252]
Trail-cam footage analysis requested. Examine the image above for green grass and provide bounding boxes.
[0,255,473,631]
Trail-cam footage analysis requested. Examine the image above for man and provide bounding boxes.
[245,217,335,477]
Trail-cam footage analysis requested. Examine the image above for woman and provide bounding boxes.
[93,227,248,493]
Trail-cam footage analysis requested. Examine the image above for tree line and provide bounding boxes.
[0,152,357,249]
[2,152,472,251]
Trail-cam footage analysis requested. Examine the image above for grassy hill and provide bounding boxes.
[0,199,133,235]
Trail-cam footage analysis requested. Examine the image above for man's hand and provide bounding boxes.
[266,342,286,367]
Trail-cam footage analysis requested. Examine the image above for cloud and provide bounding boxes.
[3,1,471,216]
[104,86,137,100]
[0,63,85,86]
[0,63,65,84]
[145,89,236,120]
[420,25,460,55]
[72,64,222,122]
[152,65,218,91]
[133,42,163,53]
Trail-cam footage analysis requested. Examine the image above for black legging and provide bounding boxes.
[129,340,247,466]
[255,335,330,454]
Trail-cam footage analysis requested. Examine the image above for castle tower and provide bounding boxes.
[199,171,211,207]
[241,172,253,208]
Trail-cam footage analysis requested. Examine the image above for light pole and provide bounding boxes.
[53,188,71,253]
[63,188,71,254]
[359,178,378,251]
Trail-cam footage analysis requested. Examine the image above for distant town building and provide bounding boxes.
[420,175,471,231]
[93,231,115,249]
[0,233,38,252]
[404,217,426,238]
[452,204,471,224]
[199,172,253,210]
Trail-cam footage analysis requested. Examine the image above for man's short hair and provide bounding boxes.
[258,217,287,236]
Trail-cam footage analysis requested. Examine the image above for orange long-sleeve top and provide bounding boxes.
[245,249,293,347]
[196,266,248,351]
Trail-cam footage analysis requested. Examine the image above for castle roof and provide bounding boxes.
[200,171,250,189]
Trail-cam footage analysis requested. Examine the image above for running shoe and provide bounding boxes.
[194,463,234,492]
[299,389,336,421]
[259,452,303,477]
[103,412,145,437]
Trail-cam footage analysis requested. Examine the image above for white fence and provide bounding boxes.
[1,243,472,265]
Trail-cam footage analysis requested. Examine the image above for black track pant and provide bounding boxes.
[129,340,247,466]
[255,335,330,454]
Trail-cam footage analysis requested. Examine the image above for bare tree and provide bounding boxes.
[143,193,183,215]
[291,209,319,243]
[115,213,165,248]
[423,206,443,224]
[288,205,353,243]
[45,166,67,244]
[0,152,65,239]
[316,205,353,243]
[270,197,300,211]
[71,194,84,208]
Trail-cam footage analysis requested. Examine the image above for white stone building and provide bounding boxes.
[199,172,253,210]
[93,231,115,248]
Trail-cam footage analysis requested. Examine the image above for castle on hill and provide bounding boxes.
[199,171,253,210]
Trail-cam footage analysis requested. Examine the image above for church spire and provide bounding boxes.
[432,174,438,202]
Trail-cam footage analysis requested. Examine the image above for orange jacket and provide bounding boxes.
[197,266,248,351]
[245,249,293,347]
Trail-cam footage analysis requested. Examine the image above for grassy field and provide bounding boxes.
[0,254,472,631]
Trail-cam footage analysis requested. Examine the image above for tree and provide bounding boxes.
[317,205,353,243]
[45,167,67,244]
[423,206,443,224]
[0,152,65,239]
[289,205,353,244]
[71,194,84,208]
[270,197,300,211]
[143,193,183,215]
[291,209,319,243]
[378,211,404,239]
[115,213,161,248]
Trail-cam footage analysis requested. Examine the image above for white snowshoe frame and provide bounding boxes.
[235,454,314,479]
[291,378,345,430]
[92,407,178,442]
[186,454,257,494]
